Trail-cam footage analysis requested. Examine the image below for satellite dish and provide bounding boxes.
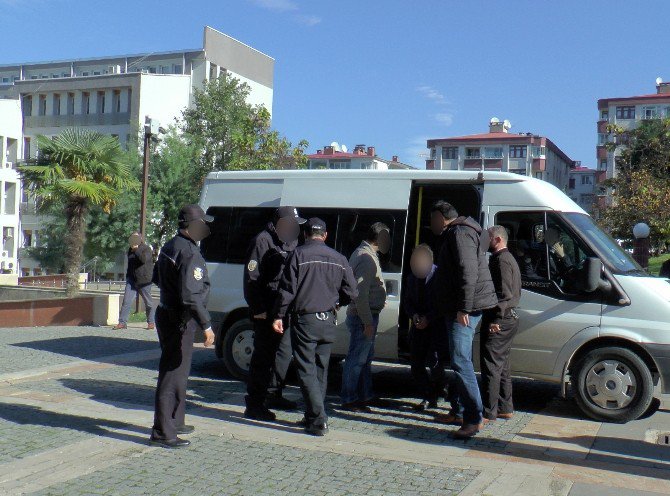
[490,117,500,124]
[656,77,663,85]
[341,144,348,153]
[330,141,340,152]
[503,119,512,130]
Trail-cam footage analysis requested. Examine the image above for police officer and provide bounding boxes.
[244,206,306,420]
[150,204,215,448]
[272,218,358,436]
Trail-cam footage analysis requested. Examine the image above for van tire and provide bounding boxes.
[221,319,255,381]
[571,346,654,423]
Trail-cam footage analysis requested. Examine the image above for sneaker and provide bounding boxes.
[112,323,127,330]
[244,406,276,422]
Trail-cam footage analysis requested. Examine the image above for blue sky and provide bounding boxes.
[2,0,669,168]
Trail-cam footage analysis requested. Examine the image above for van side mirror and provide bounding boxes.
[582,257,603,293]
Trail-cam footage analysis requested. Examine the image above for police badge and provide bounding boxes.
[193,267,204,281]
[247,260,258,272]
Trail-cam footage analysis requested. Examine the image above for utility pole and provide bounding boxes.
[140,116,158,239]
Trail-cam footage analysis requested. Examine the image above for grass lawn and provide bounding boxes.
[128,312,149,323]
[648,253,670,276]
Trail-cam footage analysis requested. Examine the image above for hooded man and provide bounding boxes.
[113,232,155,330]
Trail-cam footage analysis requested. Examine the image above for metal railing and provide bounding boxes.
[23,112,131,128]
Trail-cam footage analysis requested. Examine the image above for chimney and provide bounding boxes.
[324,145,334,155]
[392,155,398,162]
[354,144,366,155]
[316,149,322,155]
[367,146,375,156]
[657,81,670,94]
[489,120,507,133]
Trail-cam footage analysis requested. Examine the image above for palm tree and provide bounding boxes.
[20,129,139,296]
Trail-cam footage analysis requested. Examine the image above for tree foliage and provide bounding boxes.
[601,119,670,243]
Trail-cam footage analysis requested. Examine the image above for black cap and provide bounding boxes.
[274,206,306,224]
[179,204,214,224]
[306,217,327,235]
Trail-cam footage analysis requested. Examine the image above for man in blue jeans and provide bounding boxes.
[431,201,497,438]
[113,233,155,330]
[341,222,390,411]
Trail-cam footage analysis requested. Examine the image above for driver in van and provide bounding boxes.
[243,206,306,421]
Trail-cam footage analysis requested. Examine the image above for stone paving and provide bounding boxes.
[0,325,668,495]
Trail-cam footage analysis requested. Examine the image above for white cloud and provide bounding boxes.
[416,84,455,126]
[248,0,298,12]
[434,112,454,126]
[416,85,447,105]
[294,14,322,26]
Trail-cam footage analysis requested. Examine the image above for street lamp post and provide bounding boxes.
[140,116,159,239]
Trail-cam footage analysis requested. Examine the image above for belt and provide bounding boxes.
[295,310,337,323]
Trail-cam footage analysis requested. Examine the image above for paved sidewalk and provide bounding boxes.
[0,326,667,495]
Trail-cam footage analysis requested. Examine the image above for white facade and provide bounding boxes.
[568,168,596,214]
[0,99,22,274]
[0,25,274,277]
[307,145,413,170]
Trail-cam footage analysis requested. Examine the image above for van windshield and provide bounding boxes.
[563,213,644,275]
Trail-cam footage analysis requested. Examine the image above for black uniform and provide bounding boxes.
[151,233,211,440]
[274,237,358,427]
[244,223,296,409]
[480,247,521,420]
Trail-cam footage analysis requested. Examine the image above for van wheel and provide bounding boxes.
[571,346,654,423]
[221,319,255,380]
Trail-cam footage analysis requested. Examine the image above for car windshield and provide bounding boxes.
[563,212,644,275]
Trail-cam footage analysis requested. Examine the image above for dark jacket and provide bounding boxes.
[488,248,522,324]
[403,264,439,325]
[274,239,358,319]
[152,233,211,330]
[243,223,298,316]
[126,243,154,288]
[435,216,498,315]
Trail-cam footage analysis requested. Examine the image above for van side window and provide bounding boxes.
[227,208,275,263]
[201,207,232,263]
[496,211,597,296]
[337,210,406,273]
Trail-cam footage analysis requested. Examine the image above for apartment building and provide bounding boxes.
[568,165,596,214]
[307,144,414,170]
[426,119,575,191]
[0,26,274,276]
[595,79,670,210]
[0,99,22,274]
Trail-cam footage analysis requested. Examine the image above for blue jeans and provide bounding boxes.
[341,314,379,404]
[119,280,155,325]
[447,312,483,425]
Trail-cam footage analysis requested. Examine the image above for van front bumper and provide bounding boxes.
[643,344,670,394]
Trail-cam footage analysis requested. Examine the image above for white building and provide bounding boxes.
[0,26,274,277]
[568,165,596,214]
[426,119,576,191]
[307,144,414,170]
[0,99,22,274]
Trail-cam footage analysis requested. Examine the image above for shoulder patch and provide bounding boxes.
[193,267,204,281]
[247,260,258,272]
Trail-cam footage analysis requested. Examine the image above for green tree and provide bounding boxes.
[183,74,308,171]
[19,129,139,295]
[601,119,670,244]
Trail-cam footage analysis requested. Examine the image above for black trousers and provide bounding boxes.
[479,311,519,419]
[291,313,335,425]
[152,306,195,440]
[409,324,448,401]
[246,317,292,409]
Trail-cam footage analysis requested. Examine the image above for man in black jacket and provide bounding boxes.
[480,225,521,421]
[244,206,306,420]
[431,201,498,439]
[272,218,358,436]
[114,232,155,330]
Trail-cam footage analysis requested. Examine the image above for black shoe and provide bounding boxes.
[427,398,438,409]
[244,406,277,421]
[297,417,308,427]
[265,394,298,411]
[413,400,429,411]
[150,437,190,449]
[305,422,328,436]
[176,425,195,435]
[340,402,372,413]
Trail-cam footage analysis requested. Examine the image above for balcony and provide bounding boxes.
[23,112,131,128]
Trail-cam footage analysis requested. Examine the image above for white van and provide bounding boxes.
[199,169,670,422]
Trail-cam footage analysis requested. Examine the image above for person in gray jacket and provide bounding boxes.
[340,222,390,411]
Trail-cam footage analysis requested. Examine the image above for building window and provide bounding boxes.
[174,64,183,74]
[38,95,47,116]
[22,95,32,117]
[67,93,75,115]
[430,148,436,159]
[483,147,503,158]
[360,162,375,170]
[534,172,542,179]
[112,90,121,113]
[531,146,546,157]
[329,161,350,169]
[642,106,659,120]
[23,137,30,160]
[599,159,607,171]
[509,168,526,176]
[597,133,609,145]
[441,147,457,159]
[22,230,32,248]
[1,77,8,83]
[509,145,527,158]
[82,71,89,76]
[600,110,609,120]
[310,161,327,169]
[615,106,635,119]
[569,178,576,190]
[581,175,593,185]
[465,147,481,159]
[82,92,90,114]
[97,91,105,113]
[93,71,101,76]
